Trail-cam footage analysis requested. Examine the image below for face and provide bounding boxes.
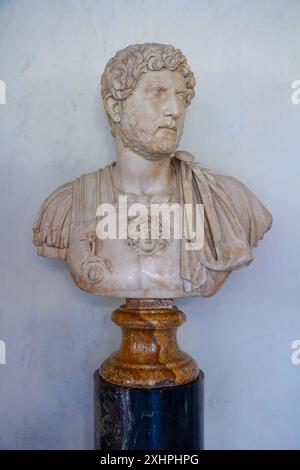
[117,69,187,158]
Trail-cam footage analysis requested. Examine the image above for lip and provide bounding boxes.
[158,126,177,132]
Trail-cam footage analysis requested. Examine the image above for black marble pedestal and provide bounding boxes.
[94,371,204,450]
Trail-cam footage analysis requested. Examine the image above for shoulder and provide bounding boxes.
[186,158,273,248]
[32,180,74,259]
[32,164,112,259]
[175,151,258,201]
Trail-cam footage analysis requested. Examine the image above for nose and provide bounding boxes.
[163,94,181,119]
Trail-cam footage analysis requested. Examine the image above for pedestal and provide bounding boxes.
[94,299,204,450]
[94,373,204,450]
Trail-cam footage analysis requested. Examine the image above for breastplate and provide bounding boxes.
[65,164,193,298]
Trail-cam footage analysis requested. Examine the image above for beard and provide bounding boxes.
[116,115,181,160]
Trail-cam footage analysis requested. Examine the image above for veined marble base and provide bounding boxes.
[94,372,204,450]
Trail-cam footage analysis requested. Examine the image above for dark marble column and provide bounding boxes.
[94,371,204,450]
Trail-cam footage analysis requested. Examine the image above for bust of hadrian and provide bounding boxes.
[32,43,272,298]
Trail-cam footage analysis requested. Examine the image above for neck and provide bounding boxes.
[112,136,175,196]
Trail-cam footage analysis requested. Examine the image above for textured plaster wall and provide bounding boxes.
[0,0,299,449]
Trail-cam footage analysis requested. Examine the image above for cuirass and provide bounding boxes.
[66,219,186,297]
[65,163,194,297]
[33,154,273,298]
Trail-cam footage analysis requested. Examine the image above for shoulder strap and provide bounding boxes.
[33,181,73,250]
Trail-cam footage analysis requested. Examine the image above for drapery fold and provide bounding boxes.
[173,152,272,295]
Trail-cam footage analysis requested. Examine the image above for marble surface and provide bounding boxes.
[94,373,204,450]
[32,44,272,298]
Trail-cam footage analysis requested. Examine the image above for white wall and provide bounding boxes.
[0,0,299,449]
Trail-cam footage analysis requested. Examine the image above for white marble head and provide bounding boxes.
[101,43,196,159]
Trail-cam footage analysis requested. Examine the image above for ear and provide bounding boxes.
[104,96,121,123]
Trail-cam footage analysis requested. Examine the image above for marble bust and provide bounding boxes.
[32,43,272,298]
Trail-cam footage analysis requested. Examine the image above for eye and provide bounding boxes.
[148,87,166,97]
[176,91,187,101]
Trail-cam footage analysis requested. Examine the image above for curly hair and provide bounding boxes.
[101,43,196,122]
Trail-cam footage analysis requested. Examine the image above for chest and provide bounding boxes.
[66,219,184,297]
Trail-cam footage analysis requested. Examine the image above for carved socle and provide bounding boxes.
[100,299,199,388]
